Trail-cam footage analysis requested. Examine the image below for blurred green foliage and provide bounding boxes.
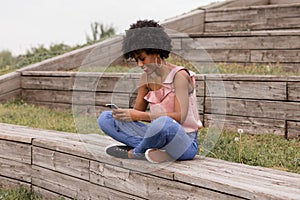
[0,22,116,76]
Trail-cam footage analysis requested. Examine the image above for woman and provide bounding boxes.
[98,19,202,163]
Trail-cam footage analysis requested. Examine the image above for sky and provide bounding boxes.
[0,0,225,55]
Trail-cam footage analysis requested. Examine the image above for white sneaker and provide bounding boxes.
[145,148,172,163]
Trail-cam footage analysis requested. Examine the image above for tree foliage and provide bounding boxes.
[0,50,17,69]
[0,21,116,75]
[86,22,116,44]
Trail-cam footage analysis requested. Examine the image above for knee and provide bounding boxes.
[97,110,113,129]
[151,116,179,132]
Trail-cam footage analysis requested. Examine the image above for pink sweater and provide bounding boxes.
[144,66,202,133]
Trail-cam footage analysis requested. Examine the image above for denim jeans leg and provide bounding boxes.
[133,116,198,160]
[98,111,148,147]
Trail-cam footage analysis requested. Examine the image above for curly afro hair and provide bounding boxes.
[122,19,172,59]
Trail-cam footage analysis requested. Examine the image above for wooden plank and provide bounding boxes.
[23,89,131,108]
[0,130,33,143]
[32,135,176,181]
[32,147,90,180]
[205,74,290,81]
[251,50,300,63]
[0,176,30,190]
[0,140,31,164]
[206,5,300,22]
[80,38,123,68]
[287,121,300,139]
[96,76,139,93]
[22,90,72,104]
[0,122,111,146]
[171,157,300,200]
[206,80,286,100]
[206,9,259,22]
[170,38,182,50]
[202,0,269,9]
[270,0,300,4]
[18,43,97,72]
[33,186,73,200]
[0,157,32,182]
[205,5,300,32]
[205,97,300,120]
[187,36,300,50]
[205,21,252,32]
[0,72,20,83]
[195,80,205,97]
[0,89,21,103]
[190,29,300,37]
[207,49,250,62]
[162,10,205,33]
[0,73,20,95]
[288,82,300,101]
[31,137,115,163]
[175,49,250,62]
[32,166,140,200]
[204,114,285,135]
[90,161,242,200]
[21,76,74,90]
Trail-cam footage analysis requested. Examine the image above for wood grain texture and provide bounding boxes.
[206,97,300,120]
[32,166,141,200]
[287,121,300,139]
[90,161,242,200]
[0,157,32,182]
[0,140,31,164]
[206,80,286,100]
[204,114,285,135]
[32,147,90,180]
[0,123,299,199]
[288,82,300,101]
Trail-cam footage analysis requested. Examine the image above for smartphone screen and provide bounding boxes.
[105,103,119,109]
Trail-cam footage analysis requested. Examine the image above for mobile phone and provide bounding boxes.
[105,103,119,109]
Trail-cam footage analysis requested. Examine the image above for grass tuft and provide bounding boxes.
[199,128,300,174]
[0,187,41,200]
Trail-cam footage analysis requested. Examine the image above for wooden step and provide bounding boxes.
[0,123,299,199]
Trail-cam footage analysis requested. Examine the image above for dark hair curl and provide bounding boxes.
[122,20,172,59]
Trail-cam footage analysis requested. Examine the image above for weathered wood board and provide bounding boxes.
[0,72,21,95]
[90,161,243,200]
[287,121,300,139]
[0,157,32,183]
[205,5,300,32]
[206,80,286,100]
[32,147,90,180]
[0,176,30,190]
[163,10,205,33]
[270,0,300,4]
[0,140,31,164]
[186,35,300,50]
[0,123,300,199]
[32,166,141,200]
[206,97,300,120]
[204,114,285,135]
[288,82,300,101]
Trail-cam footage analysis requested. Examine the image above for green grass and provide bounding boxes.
[199,129,300,174]
[0,187,41,200]
[0,100,77,133]
[0,100,299,174]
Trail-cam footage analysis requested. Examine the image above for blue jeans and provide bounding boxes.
[98,111,198,160]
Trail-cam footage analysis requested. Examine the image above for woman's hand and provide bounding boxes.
[112,109,142,122]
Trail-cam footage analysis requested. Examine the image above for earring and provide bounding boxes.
[156,57,163,68]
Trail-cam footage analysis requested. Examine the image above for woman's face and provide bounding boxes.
[133,51,159,75]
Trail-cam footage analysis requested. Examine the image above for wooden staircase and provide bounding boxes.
[162,0,300,69]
